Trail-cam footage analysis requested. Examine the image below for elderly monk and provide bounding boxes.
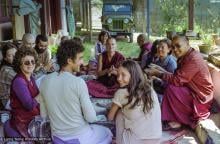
[148,35,213,130]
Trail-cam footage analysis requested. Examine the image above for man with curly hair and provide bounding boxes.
[39,39,112,144]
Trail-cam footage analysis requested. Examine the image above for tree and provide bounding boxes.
[155,0,188,34]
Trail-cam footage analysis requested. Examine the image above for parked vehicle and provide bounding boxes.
[101,0,135,42]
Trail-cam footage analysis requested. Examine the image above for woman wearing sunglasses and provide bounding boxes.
[4,47,40,138]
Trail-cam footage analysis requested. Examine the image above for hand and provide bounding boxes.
[109,66,117,76]
[45,60,54,72]
[149,63,168,73]
[151,76,162,82]
[145,67,162,77]
[144,68,151,75]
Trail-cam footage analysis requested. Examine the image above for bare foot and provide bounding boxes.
[168,121,182,128]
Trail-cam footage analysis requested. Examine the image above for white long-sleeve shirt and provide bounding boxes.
[39,71,97,139]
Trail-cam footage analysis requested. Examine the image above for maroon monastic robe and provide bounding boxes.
[161,48,213,128]
[87,51,125,98]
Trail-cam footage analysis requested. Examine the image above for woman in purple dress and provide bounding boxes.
[4,47,40,138]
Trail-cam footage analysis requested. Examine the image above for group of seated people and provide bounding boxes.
[0,30,215,144]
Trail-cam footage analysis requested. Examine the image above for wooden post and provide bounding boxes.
[89,0,92,41]
[46,0,52,35]
[188,0,194,30]
[60,0,68,35]
[146,0,150,39]
[86,0,89,31]
[24,15,30,33]
[82,0,87,29]
[133,0,146,32]
[79,0,83,28]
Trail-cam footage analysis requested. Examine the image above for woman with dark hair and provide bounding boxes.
[154,38,177,73]
[4,47,40,138]
[150,39,177,96]
[108,60,162,144]
[81,32,110,75]
[0,43,17,108]
[141,39,160,69]
[94,30,110,60]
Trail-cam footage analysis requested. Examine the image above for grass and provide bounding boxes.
[49,39,140,64]
[83,40,140,63]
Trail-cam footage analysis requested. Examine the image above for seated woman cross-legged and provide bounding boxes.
[108,60,162,144]
[87,37,125,98]
[4,47,40,138]
[148,35,214,130]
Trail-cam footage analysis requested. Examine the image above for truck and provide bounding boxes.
[101,0,135,42]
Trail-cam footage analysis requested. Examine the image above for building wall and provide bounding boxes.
[13,14,25,40]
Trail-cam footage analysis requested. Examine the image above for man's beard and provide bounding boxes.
[35,46,46,54]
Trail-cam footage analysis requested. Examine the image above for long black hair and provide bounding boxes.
[144,39,160,68]
[158,38,172,55]
[121,60,153,113]
[0,43,17,69]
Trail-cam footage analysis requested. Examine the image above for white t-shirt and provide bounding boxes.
[39,72,97,139]
[112,88,162,139]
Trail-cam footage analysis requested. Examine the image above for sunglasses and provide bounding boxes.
[171,43,181,49]
[23,60,35,66]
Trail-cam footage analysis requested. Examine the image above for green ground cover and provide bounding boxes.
[49,40,140,64]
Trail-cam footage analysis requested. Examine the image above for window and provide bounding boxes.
[0,0,12,23]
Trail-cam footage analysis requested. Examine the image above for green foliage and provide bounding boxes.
[200,33,213,45]
[161,1,187,31]
[194,23,213,45]
[83,42,94,63]
[49,45,58,56]
[82,41,139,63]
[154,0,188,35]
[117,41,139,58]
[194,0,220,33]
[91,0,103,8]
[48,39,140,64]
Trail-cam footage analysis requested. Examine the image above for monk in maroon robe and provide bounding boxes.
[87,38,125,98]
[148,35,213,129]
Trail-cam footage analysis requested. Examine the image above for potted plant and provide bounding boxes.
[199,34,213,54]
[212,34,220,46]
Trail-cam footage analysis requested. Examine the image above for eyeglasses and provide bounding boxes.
[23,60,35,66]
[171,43,181,49]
